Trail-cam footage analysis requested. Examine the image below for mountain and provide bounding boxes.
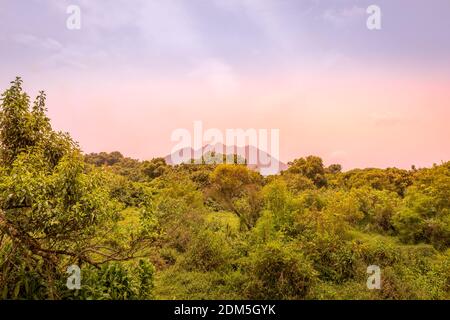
[164,143,288,175]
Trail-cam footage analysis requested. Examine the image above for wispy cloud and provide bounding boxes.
[188,58,240,96]
[13,33,63,51]
[322,6,365,27]
[370,112,401,127]
[330,150,348,161]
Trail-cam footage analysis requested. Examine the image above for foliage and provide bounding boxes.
[1,78,449,300]
[207,164,263,230]
[285,156,327,188]
[243,241,318,299]
[0,78,155,299]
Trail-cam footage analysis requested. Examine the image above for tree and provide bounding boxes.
[339,168,412,196]
[85,151,124,166]
[141,157,168,179]
[326,164,342,174]
[286,156,327,188]
[208,164,263,229]
[245,241,318,299]
[0,78,154,299]
[393,162,450,249]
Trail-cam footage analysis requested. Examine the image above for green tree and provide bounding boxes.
[141,157,168,179]
[393,163,450,249]
[286,156,327,188]
[245,241,318,299]
[208,164,263,229]
[0,78,154,299]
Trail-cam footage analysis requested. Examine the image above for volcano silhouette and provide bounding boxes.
[165,143,288,175]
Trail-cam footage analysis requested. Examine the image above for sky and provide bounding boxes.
[0,0,449,169]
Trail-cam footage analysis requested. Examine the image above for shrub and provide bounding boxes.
[244,241,317,299]
[181,230,232,272]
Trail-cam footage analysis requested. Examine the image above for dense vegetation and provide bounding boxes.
[1,78,449,299]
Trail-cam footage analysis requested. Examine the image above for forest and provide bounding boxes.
[0,78,449,300]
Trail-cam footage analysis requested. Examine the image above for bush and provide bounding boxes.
[244,241,317,299]
[301,233,357,283]
[181,230,232,272]
[63,260,155,300]
[154,268,244,299]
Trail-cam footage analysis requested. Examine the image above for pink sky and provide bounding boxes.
[1,1,449,170]
[36,64,449,170]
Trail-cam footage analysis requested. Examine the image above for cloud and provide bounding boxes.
[71,0,205,56]
[12,33,63,51]
[188,59,240,96]
[212,0,305,53]
[319,51,347,69]
[7,1,209,73]
[370,113,401,127]
[330,150,347,159]
[322,6,366,27]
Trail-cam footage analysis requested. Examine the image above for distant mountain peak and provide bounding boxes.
[165,143,287,175]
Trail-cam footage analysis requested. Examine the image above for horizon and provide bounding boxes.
[1,0,449,170]
[86,143,446,172]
